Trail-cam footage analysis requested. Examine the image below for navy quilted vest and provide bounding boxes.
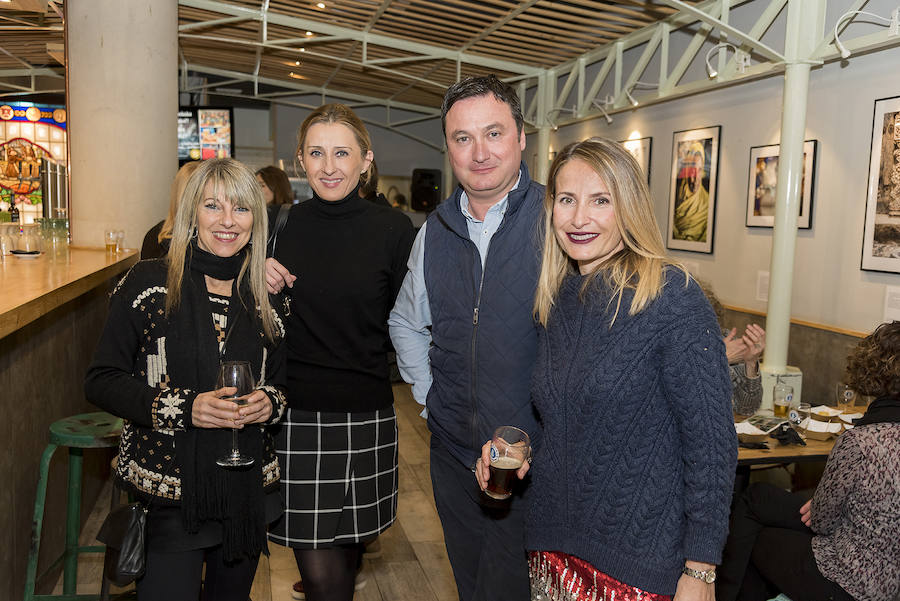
[423,162,544,468]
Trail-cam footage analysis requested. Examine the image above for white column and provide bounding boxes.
[762,0,825,372]
[534,70,553,185]
[67,0,178,249]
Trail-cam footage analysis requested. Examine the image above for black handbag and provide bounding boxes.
[97,452,173,586]
[96,502,148,586]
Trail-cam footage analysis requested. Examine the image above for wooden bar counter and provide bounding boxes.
[0,247,138,599]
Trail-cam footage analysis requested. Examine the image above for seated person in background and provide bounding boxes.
[700,281,766,416]
[255,165,294,223]
[141,160,202,259]
[716,320,900,601]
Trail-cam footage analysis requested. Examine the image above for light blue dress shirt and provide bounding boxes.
[388,177,519,416]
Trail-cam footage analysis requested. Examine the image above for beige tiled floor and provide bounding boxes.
[53,384,458,601]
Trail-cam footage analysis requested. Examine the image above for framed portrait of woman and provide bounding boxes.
[667,126,720,254]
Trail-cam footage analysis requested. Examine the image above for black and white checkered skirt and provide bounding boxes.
[268,406,398,549]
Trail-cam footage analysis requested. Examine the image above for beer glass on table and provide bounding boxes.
[773,376,793,419]
[485,426,531,500]
[835,383,857,414]
[216,360,255,468]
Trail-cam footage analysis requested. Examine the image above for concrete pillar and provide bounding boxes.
[534,70,553,185]
[67,0,178,249]
[762,0,825,372]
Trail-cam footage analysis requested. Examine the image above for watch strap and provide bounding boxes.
[682,566,716,583]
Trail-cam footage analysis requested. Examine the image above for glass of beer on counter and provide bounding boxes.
[773,376,793,418]
[485,426,531,500]
[104,230,118,255]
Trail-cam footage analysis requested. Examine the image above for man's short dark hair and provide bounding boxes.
[441,74,525,137]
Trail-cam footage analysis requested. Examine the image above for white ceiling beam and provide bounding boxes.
[657,0,784,62]
[185,64,440,115]
[0,45,33,69]
[179,16,253,32]
[0,67,61,78]
[180,33,448,91]
[178,0,540,76]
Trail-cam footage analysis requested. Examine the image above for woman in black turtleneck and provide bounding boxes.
[265,104,415,601]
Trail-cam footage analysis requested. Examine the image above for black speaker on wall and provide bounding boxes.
[411,168,441,212]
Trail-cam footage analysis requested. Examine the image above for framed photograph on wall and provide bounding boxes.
[745,140,817,229]
[667,126,720,254]
[619,136,652,183]
[862,95,900,273]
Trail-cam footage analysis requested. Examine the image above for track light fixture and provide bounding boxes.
[625,88,639,107]
[704,43,751,79]
[546,106,577,131]
[833,8,899,60]
[590,99,613,124]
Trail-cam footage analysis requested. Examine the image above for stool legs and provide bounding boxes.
[24,443,58,601]
[64,447,83,595]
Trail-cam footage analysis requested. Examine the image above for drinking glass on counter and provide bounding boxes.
[485,426,531,500]
[773,376,793,419]
[835,383,857,413]
[789,402,811,435]
[104,230,118,255]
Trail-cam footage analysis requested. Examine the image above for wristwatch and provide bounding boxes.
[682,566,716,583]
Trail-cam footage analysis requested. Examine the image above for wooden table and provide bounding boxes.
[737,436,836,466]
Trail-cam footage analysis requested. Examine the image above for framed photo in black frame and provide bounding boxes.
[745,140,817,229]
[862,95,900,273]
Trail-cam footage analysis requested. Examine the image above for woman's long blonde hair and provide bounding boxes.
[534,138,687,327]
[158,160,202,244]
[165,158,278,340]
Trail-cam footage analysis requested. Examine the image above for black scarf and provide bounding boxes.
[854,396,900,426]
[168,240,268,561]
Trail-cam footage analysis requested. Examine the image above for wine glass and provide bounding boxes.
[216,360,255,468]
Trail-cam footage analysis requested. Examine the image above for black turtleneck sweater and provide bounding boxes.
[274,188,415,412]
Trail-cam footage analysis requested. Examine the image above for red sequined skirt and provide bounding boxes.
[529,551,673,601]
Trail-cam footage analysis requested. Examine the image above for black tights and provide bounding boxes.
[293,545,361,601]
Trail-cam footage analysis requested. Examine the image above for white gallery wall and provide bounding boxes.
[542,44,900,335]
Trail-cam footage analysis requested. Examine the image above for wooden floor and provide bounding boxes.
[57,383,459,601]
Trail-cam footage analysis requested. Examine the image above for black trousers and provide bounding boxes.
[429,436,531,601]
[135,543,259,601]
[716,482,854,601]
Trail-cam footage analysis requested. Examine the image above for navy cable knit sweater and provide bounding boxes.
[526,269,737,595]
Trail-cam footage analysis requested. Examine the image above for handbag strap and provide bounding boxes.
[267,203,292,257]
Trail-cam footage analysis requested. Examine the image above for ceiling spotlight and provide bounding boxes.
[316,2,326,7]
[590,99,613,124]
[625,89,639,107]
[295,59,301,65]
[300,47,306,52]
[305,31,314,36]
[705,42,740,79]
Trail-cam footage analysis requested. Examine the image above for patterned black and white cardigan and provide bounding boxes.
[85,259,288,503]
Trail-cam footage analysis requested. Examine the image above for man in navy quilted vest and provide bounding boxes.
[389,75,544,601]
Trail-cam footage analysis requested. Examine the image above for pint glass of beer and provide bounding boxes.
[485,426,531,500]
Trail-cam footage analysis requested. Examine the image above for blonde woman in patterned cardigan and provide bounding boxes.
[716,321,900,601]
[86,158,287,601]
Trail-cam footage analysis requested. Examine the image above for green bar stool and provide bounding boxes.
[24,411,123,601]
